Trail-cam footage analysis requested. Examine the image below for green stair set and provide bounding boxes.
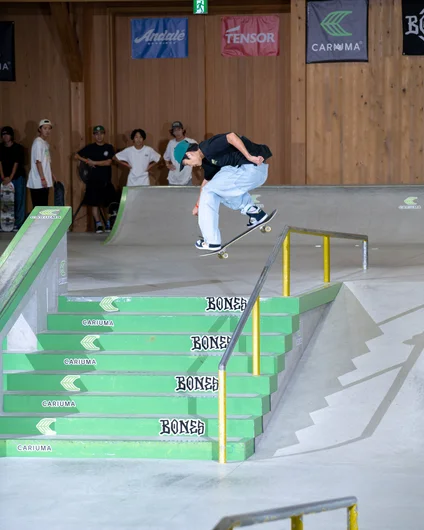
[0,289,337,461]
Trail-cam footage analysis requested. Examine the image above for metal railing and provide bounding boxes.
[283,227,368,296]
[218,226,368,464]
[211,496,358,530]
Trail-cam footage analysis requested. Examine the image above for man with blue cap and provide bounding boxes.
[174,132,272,251]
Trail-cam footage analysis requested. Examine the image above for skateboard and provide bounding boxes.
[54,181,65,206]
[200,209,277,259]
[0,182,15,232]
[78,161,92,184]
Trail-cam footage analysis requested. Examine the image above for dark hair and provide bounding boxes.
[1,127,14,141]
[181,143,200,165]
[131,129,146,141]
[186,143,199,153]
[170,128,186,138]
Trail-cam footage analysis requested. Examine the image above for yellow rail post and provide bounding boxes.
[218,369,227,464]
[291,515,303,529]
[252,297,260,376]
[348,504,358,530]
[323,235,330,283]
[283,232,291,296]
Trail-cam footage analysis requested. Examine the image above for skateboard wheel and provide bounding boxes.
[264,225,272,233]
[222,252,229,259]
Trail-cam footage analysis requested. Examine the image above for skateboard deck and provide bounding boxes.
[78,161,92,184]
[54,181,65,206]
[200,209,277,259]
[0,182,15,232]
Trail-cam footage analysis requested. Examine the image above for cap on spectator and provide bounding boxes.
[171,121,183,130]
[93,125,105,134]
[1,126,14,137]
[38,119,53,129]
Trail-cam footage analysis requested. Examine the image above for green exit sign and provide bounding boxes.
[193,0,208,14]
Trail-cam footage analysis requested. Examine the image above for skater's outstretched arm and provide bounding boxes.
[192,178,208,216]
[226,133,264,166]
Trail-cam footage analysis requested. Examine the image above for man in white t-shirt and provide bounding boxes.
[163,121,196,186]
[114,129,161,186]
[27,119,55,207]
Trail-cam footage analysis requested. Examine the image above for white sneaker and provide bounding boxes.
[246,207,269,227]
[195,239,221,251]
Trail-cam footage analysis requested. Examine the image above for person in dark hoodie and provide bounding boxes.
[174,132,272,251]
[0,126,26,230]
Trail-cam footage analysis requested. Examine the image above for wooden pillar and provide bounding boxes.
[70,4,93,232]
[290,0,307,185]
[70,81,87,232]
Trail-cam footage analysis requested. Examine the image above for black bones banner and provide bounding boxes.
[306,0,369,64]
[402,2,424,55]
[0,22,15,82]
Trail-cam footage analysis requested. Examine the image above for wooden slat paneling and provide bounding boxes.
[290,0,306,185]
[205,14,291,185]
[306,0,424,185]
[0,5,72,209]
[113,14,206,186]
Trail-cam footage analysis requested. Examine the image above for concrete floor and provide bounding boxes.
[1,209,424,529]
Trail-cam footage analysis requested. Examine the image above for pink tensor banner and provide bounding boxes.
[221,15,280,57]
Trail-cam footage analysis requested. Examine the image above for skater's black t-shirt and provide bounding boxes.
[78,143,115,183]
[199,133,272,180]
[0,142,26,179]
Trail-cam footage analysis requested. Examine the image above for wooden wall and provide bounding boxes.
[0,5,72,207]
[110,13,290,186]
[205,15,291,185]
[299,0,424,185]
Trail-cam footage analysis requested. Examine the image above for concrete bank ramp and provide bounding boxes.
[105,185,424,246]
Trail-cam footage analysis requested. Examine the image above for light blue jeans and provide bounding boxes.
[198,163,268,245]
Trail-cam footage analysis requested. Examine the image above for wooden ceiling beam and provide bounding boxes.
[49,2,83,82]
[2,0,289,8]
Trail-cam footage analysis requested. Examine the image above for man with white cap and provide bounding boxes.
[27,119,55,207]
[163,121,196,186]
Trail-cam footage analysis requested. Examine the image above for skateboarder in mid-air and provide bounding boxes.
[174,132,272,251]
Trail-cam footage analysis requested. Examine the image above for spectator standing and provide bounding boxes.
[114,129,161,186]
[164,121,196,186]
[27,119,55,207]
[0,126,26,230]
[75,125,116,233]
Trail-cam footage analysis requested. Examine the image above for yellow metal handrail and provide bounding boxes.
[211,496,358,530]
[283,226,368,296]
[218,225,368,464]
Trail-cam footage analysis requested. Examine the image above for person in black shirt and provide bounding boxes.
[0,126,26,230]
[174,132,272,251]
[75,125,116,233]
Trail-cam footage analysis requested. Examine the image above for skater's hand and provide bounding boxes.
[192,204,199,216]
[248,155,264,166]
